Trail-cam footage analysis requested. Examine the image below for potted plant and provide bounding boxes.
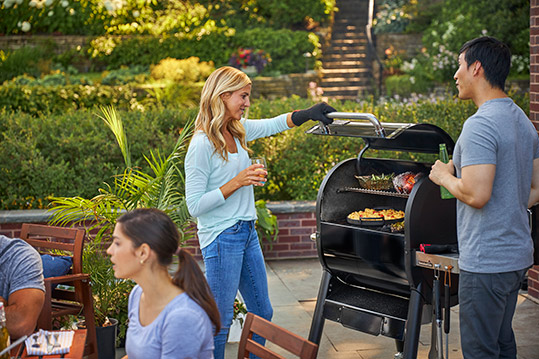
[47,106,280,353]
[228,296,248,342]
[48,106,195,353]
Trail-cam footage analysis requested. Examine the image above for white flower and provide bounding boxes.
[103,0,114,12]
[132,10,140,18]
[61,0,68,7]
[21,21,31,32]
[48,10,53,16]
[69,7,74,15]
[15,0,23,4]
[17,21,22,27]
[29,0,37,7]
[45,0,53,5]
[3,0,14,8]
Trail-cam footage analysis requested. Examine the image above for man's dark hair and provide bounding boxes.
[459,36,511,91]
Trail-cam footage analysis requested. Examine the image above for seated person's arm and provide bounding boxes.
[529,158,539,208]
[4,288,45,339]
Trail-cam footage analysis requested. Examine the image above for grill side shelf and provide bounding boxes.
[338,187,409,198]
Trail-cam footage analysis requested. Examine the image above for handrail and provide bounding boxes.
[366,0,384,96]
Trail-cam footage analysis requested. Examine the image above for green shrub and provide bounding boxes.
[1,94,529,208]
[0,108,197,210]
[101,66,149,85]
[0,83,145,115]
[150,57,214,83]
[385,74,432,97]
[0,45,55,83]
[89,28,319,74]
[233,28,321,74]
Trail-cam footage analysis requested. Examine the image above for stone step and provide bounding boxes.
[319,0,373,100]
[320,67,371,75]
[322,61,371,69]
[324,45,368,54]
[323,52,368,60]
[320,80,372,88]
[331,32,368,40]
[329,38,367,46]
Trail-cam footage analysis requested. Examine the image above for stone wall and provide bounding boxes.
[250,72,320,100]
[0,35,89,53]
[376,33,423,61]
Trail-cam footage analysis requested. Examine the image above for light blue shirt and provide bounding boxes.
[185,114,290,248]
[125,285,214,359]
[453,98,539,273]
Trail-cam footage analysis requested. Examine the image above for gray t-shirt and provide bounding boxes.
[0,235,45,300]
[126,285,214,359]
[453,97,539,273]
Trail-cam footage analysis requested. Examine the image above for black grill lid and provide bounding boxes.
[306,112,455,154]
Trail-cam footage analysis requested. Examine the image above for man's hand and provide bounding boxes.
[5,288,45,339]
[430,161,495,209]
[429,159,455,186]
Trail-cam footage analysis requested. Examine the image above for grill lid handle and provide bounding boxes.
[327,112,386,138]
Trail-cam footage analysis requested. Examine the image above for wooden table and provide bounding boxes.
[13,329,87,359]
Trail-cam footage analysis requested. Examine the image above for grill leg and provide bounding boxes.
[308,269,331,344]
[403,281,425,359]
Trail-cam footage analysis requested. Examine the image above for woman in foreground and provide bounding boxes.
[107,208,220,359]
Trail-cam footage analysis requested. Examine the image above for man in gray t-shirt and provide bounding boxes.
[0,235,45,339]
[430,37,539,359]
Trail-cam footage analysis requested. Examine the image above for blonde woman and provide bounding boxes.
[185,66,334,359]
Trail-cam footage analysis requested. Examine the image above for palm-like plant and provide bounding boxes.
[49,105,194,240]
[47,106,194,336]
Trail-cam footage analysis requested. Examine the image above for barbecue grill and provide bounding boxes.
[306,113,460,358]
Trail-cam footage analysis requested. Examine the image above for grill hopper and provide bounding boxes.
[307,113,459,358]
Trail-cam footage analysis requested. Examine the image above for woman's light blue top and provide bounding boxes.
[125,285,214,359]
[185,114,290,249]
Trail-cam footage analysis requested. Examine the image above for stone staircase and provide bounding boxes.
[319,0,373,101]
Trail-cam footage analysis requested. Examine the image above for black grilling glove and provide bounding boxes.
[291,102,336,126]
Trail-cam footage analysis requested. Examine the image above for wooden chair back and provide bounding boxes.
[19,223,98,359]
[238,312,318,359]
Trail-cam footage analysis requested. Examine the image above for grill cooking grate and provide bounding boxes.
[337,187,409,198]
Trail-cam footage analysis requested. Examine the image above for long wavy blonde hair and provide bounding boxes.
[195,66,252,161]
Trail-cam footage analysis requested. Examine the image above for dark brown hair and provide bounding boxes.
[117,208,220,334]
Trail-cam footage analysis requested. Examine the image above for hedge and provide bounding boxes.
[0,93,529,209]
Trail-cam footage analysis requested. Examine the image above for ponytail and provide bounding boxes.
[173,248,221,335]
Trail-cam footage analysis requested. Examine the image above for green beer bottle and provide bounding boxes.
[439,144,455,199]
[0,302,10,359]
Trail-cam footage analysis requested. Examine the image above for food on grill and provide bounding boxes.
[355,173,395,190]
[381,221,405,233]
[348,208,405,221]
[393,172,422,194]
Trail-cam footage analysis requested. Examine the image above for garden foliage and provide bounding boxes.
[374,0,530,86]
[0,94,529,209]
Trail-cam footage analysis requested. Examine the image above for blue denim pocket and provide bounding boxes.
[201,238,219,260]
[220,221,242,235]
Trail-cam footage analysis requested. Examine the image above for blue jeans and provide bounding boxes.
[459,269,527,359]
[201,220,273,359]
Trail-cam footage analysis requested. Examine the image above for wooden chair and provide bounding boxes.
[20,223,98,359]
[238,312,318,359]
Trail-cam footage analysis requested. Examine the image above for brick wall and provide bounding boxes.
[0,205,318,261]
[530,1,539,300]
